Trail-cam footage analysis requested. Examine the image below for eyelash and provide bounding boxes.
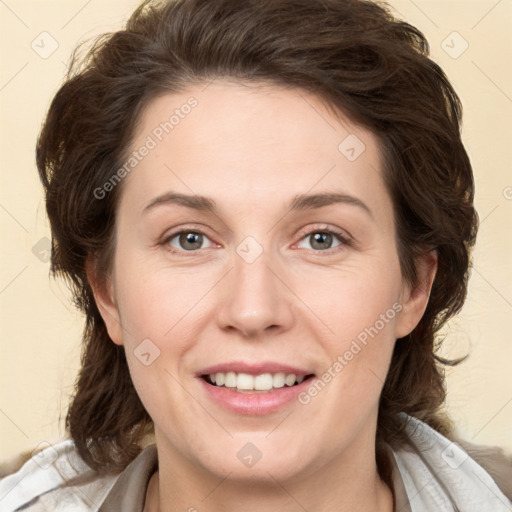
[295,225,352,254]
[160,225,352,257]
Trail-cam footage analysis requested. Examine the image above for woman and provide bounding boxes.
[1,0,511,510]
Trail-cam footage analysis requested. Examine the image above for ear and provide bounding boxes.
[395,249,438,339]
[85,255,124,346]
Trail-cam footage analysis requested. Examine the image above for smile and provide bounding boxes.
[196,362,317,415]
[203,371,310,392]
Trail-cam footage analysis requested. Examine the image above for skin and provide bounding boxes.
[89,80,437,512]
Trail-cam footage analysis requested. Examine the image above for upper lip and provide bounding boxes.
[197,361,314,377]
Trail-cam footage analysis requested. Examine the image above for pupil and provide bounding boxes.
[311,232,332,250]
[180,232,202,250]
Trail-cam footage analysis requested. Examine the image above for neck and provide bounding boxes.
[144,435,394,512]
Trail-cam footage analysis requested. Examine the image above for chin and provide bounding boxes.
[190,434,320,484]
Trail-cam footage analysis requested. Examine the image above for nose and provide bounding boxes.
[216,247,295,339]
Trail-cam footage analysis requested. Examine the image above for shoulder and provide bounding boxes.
[391,414,512,511]
[0,440,119,512]
[455,436,512,502]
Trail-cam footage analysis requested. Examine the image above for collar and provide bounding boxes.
[97,441,410,511]
[99,444,158,512]
[98,414,512,512]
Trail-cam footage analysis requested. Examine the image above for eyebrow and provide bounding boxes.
[142,191,373,219]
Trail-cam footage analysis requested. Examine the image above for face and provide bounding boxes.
[91,80,436,484]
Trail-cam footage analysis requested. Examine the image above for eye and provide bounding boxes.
[164,230,215,253]
[296,227,350,253]
[161,226,351,255]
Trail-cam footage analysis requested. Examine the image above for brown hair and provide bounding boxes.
[36,0,477,476]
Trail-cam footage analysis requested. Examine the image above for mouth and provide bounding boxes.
[201,371,316,394]
[196,360,316,417]
[196,363,317,415]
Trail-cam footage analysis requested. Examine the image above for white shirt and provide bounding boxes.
[1,414,511,511]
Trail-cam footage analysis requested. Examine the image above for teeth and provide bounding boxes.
[225,371,237,388]
[237,372,256,390]
[254,373,273,390]
[272,372,285,389]
[208,371,307,391]
[284,374,296,386]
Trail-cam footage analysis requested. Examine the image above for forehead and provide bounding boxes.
[120,80,389,219]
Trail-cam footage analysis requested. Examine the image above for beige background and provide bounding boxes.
[0,0,511,462]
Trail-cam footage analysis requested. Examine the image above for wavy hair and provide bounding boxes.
[36,0,478,477]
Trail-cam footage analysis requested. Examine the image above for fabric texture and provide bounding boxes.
[1,414,511,511]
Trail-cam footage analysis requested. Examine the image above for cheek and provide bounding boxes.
[297,265,402,397]
[113,257,212,346]
[298,263,402,343]
[116,268,197,430]
[297,295,399,433]
[112,259,216,414]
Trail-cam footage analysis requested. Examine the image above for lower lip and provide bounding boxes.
[198,376,314,416]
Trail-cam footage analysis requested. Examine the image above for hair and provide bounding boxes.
[36,0,478,480]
